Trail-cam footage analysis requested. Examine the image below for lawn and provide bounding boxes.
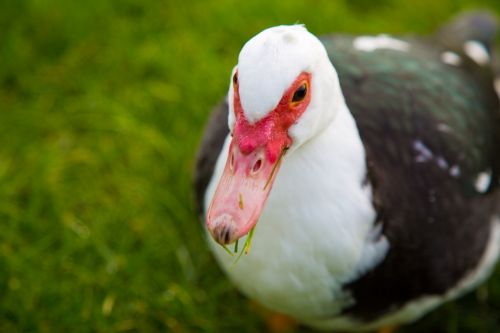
[0,0,499,332]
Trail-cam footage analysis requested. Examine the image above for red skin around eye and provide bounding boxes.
[206,72,312,245]
[232,72,312,162]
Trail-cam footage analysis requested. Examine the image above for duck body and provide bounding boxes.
[194,12,500,331]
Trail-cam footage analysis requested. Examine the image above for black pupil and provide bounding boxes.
[292,84,307,102]
[233,73,238,85]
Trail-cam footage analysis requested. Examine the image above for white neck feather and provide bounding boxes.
[205,101,389,322]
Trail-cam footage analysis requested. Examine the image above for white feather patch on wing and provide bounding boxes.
[441,51,462,66]
[353,35,409,52]
[463,40,490,65]
[475,170,492,193]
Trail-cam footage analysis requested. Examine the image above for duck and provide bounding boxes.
[193,11,500,331]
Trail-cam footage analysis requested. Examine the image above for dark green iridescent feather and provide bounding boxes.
[320,34,499,195]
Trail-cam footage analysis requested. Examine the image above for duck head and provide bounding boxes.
[206,25,343,245]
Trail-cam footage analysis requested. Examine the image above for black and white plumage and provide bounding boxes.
[194,12,500,331]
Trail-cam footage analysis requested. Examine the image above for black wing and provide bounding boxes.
[320,13,500,320]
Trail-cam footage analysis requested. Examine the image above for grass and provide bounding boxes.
[0,0,499,332]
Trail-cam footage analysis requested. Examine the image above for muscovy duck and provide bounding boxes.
[194,11,500,331]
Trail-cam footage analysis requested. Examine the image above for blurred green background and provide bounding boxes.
[1,0,499,332]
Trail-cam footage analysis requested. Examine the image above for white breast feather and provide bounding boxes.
[204,103,388,322]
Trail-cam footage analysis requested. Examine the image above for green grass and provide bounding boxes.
[0,0,499,332]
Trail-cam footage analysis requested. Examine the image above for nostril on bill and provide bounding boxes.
[230,152,236,171]
[252,159,263,173]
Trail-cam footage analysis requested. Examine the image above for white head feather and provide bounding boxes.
[228,25,345,151]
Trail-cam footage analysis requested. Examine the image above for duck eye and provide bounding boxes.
[292,83,307,103]
[233,72,238,85]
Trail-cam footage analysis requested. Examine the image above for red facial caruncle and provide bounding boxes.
[206,71,312,245]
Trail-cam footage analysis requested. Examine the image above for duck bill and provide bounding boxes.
[206,141,284,245]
